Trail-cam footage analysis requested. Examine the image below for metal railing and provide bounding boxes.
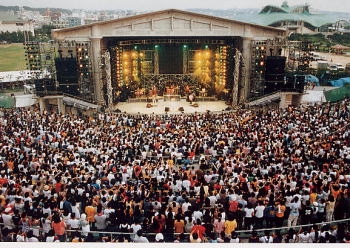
[1,217,349,242]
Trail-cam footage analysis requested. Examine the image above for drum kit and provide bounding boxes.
[165,85,179,95]
[135,88,145,98]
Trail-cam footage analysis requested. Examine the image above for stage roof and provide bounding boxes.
[52,8,285,41]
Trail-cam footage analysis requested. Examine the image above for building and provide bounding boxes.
[254,1,349,34]
[0,11,34,34]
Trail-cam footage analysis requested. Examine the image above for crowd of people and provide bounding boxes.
[0,98,349,243]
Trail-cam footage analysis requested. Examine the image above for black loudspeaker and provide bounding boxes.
[55,58,79,95]
[55,58,78,84]
[34,79,56,96]
[264,56,286,82]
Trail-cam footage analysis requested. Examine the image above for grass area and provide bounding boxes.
[0,43,27,72]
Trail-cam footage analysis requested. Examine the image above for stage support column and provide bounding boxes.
[57,96,65,115]
[232,48,242,107]
[241,37,253,105]
[154,48,159,74]
[183,46,188,74]
[90,37,104,105]
[38,97,49,114]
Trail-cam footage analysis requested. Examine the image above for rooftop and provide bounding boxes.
[0,11,22,22]
[255,1,349,28]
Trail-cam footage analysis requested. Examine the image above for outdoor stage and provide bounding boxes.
[114,97,229,114]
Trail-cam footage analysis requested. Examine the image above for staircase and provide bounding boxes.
[63,94,100,110]
[247,91,281,107]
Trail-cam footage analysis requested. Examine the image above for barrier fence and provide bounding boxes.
[1,217,349,242]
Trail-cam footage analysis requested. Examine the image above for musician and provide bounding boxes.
[135,88,143,98]
[170,85,175,95]
[200,88,207,97]
[188,92,195,104]
[185,85,190,96]
[151,85,157,103]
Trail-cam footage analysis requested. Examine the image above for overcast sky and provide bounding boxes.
[1,0,350,13]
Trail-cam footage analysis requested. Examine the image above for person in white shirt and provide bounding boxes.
[230,231,240,243]
[254,200,265,229]
[259,230,273,243]
[298,228,311,243]
[1,207,15,231]
[193,209,203,222]
[243,203,255,230]
[41,213,52,235]
[26,230,39,242]
[288,196,300,227]
[189,232,202,243]
[133,230,149,243]
[68,212,80,230]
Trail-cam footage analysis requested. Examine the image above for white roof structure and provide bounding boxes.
[0,70,48,83]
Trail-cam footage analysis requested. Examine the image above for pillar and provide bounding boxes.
[240,37,253,104]
[90,37,104,105]
[38,97,49,114]
[57,97,65,115]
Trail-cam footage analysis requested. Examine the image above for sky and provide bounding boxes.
[1,0,350,13]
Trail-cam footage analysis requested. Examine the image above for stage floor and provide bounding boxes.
[114,98,229,114]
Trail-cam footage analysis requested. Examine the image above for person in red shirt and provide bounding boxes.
[51,212,67,242]
[190,219,206,240]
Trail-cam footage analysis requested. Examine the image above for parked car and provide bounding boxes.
[336,64,345,71]
[328,64,338,72]
[346,63,350,74]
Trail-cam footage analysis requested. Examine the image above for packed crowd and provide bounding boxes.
[0,99,349,243]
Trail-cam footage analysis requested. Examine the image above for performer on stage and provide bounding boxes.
[151,85,157,103]
[185,85,190,96]
[188,92,195,104]
[170,85,175,95]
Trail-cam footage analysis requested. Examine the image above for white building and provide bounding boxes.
[0,11,35,34]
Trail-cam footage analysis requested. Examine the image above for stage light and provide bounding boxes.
[154,45,159,49]
[205,45,209,49]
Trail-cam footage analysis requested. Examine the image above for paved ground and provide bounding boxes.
[317,51,350,66]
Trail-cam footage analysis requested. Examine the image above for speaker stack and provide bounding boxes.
[264,56,286,93]
[55,57,79,96]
